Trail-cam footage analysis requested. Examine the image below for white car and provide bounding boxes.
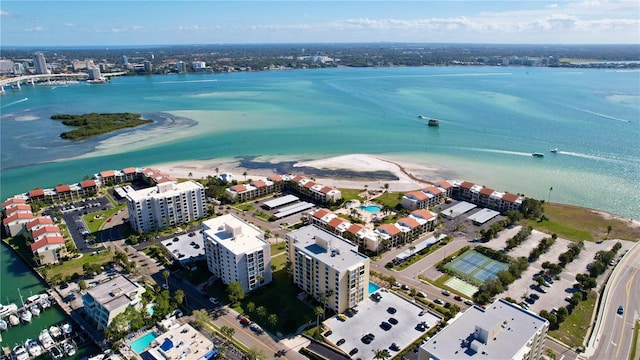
[161,283,169,290]
[209,297,219,305]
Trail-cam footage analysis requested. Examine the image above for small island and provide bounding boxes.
[52,113,153,140]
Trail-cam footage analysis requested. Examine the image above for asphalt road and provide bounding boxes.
[588,243,640,360]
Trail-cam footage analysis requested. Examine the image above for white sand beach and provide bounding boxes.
[153,153,437,191]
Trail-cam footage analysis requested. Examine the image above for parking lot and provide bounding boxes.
[482,227,634,314]
[323,290,440,359]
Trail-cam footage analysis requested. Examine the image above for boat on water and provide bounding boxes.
[31,304,41,316]
[62,322,73,335]
[50,344,64,360]
[550,148,559,153]
[427,118,440,127]
[418,114,426,119]
[25,338,43,357]
[0,303,18,317]
[0,318,7,331]
[20,309,32,323]
[27,294,41,304]
[39,295,51,309]
[61,339,76,357]
[39,329,55,350]
[12,345,29,360]
[8,314,19,326]
[532,152,545,158]
[49,325,62,339]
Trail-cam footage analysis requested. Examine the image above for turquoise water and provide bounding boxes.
[130,331,158,354]
[369,282,381,294]
[1,67,638,219]
[359,205,382,213]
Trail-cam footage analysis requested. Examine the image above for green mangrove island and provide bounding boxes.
[52,113,153,140]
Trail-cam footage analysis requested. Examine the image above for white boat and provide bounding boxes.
[49,325,62,338]
[0,303,18,317]
[39,329,55,350]
[8,314,19,326]
[25,338,43,357]
[550,148,559,153]
[27,294,41,304]
[20,309,32,323]
[0,319,7,331]
[62,322,73,334]
[61,339,76,357]
[12,345,29,360]
[50,344,64,360]
[39,296,51,309]
[31,304,41,316]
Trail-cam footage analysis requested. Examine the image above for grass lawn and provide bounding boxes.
[47,251,114,279]
[524,203,640,242]
[630,320,639,360]
[338,188,365,202]
[549,291,597,348]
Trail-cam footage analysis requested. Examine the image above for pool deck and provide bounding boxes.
[336,199,394,228]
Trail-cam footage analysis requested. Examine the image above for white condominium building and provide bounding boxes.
[126,180,206,232]
[286,225,370,313]
[419,298,549,360]
[202,214,272,293]
[82,275,145,331]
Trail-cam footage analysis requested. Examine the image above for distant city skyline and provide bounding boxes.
[1,1,638,47]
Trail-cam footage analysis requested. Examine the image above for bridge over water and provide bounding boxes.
[0,72,127,92]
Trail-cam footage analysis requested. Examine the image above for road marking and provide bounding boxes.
[615,268,638,358]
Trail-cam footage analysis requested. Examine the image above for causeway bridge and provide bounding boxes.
[0,72,127,93]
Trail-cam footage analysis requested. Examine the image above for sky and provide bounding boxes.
[1,1,638,47]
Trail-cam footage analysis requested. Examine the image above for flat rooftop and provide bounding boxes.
[86,275,142,311]
[420,298,548,359]
[126,180,202,202]
[202,214,266,254]
[146,323,215,360]
[288,225,368,271]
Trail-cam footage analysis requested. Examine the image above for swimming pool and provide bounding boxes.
[359,205,381,213]
[130,332,158,354]
[369,282,381,294]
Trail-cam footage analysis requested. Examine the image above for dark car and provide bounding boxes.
[530,293,540,300]
[386,307,396,314]
[349,348,359,356]
[323,330,332,337]
[361,335,373,344]
[617,305,624,315]
[388,317,398,325]
[336,338,345,346]
[380,321,392,331]
[454,295,462,301]
[389,343,400,351]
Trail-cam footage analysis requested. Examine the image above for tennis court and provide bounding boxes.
[444,249,508,285]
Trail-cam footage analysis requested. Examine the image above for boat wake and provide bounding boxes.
[556,151,625,164]
[1,97,28,108]
[467,148,534,157]
[566,105,631,123]
[157,79,218,84]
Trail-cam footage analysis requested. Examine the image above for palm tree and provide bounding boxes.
[243,171,248,181]
[372,348,391,360]
[162,270,170,288]
[314,306,324,338]
[548,186,553,202]
[606,224,613,239]
[384,183,389,198]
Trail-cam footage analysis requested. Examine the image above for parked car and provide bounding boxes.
[386,307,396,314]
[380,321,392,331]
[337,314,348,321]
[324,330,333,337]
[336,338,345,346]
[388,317,398,325]
[442,290,451,296]
[454,295,462,301]
[349,348,359,356]
[209,297,219,305]
[416,291,427,298]
[434,298,444,305]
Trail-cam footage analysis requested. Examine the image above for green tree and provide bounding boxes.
[372,348,391,360]
[193,309,210,329]
[220,325,235,344]
[162,270,170,288]
[246,347,266,360]
[314,306,324,338]
[174,289,185,305]
[256,306,267,319]
[268,313,278,327]
[78,279,87,291]
[246,301,256,314]
[226,281,245,305]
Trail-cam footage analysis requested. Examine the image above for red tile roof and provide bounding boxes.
[411,209,435,220]
[80,180,97,188]
[268,175,283,182]
[502,193,520,203]
[231,185,246,192]
[434,180,452,189]
[405,191,428,201]
[479,187,495,196]
[399,217,421,228]
[5,204,32,216]
[251,180,266,188]
[460,181,475,190]
[291,175,304,182]
[347,224,364,234]
[32,226,61,239]
[28,189,45,198]
[2,198,27,208]
[378,224,401,236]
[123,167,137,174]
[303,181,316,189]
[327,217,346,228]
[424,186,443,195]
[312,209,332,219]
[30,236,65,252]
[26,217,54,230]
[319,186,334,194]
[100,170,115,178]
[55,184,71,193]
[3,212,34,225]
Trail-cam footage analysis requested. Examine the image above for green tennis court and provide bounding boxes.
[444,249,508,285]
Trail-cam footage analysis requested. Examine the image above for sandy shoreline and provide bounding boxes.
[153,153,435,192]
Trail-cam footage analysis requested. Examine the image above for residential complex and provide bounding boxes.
[419,299,549,360]
[126,180,206,232]
[145,323,216,360]
[82,275,146,331]
[202,214,272,293]
[286,225,370,313]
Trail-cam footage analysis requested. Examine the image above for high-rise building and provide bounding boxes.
[33,52,49,74]
[286,225,370,313]
[192,61,206,72]
[126,180,206,232]
[88,67,102,81]
[0,59,14,74]
[203,214,272,293]
[176,61,186,73]
[82,275,145,331]
[122,55,129,66]
[419,299,549,360]
[143,60,152,73]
